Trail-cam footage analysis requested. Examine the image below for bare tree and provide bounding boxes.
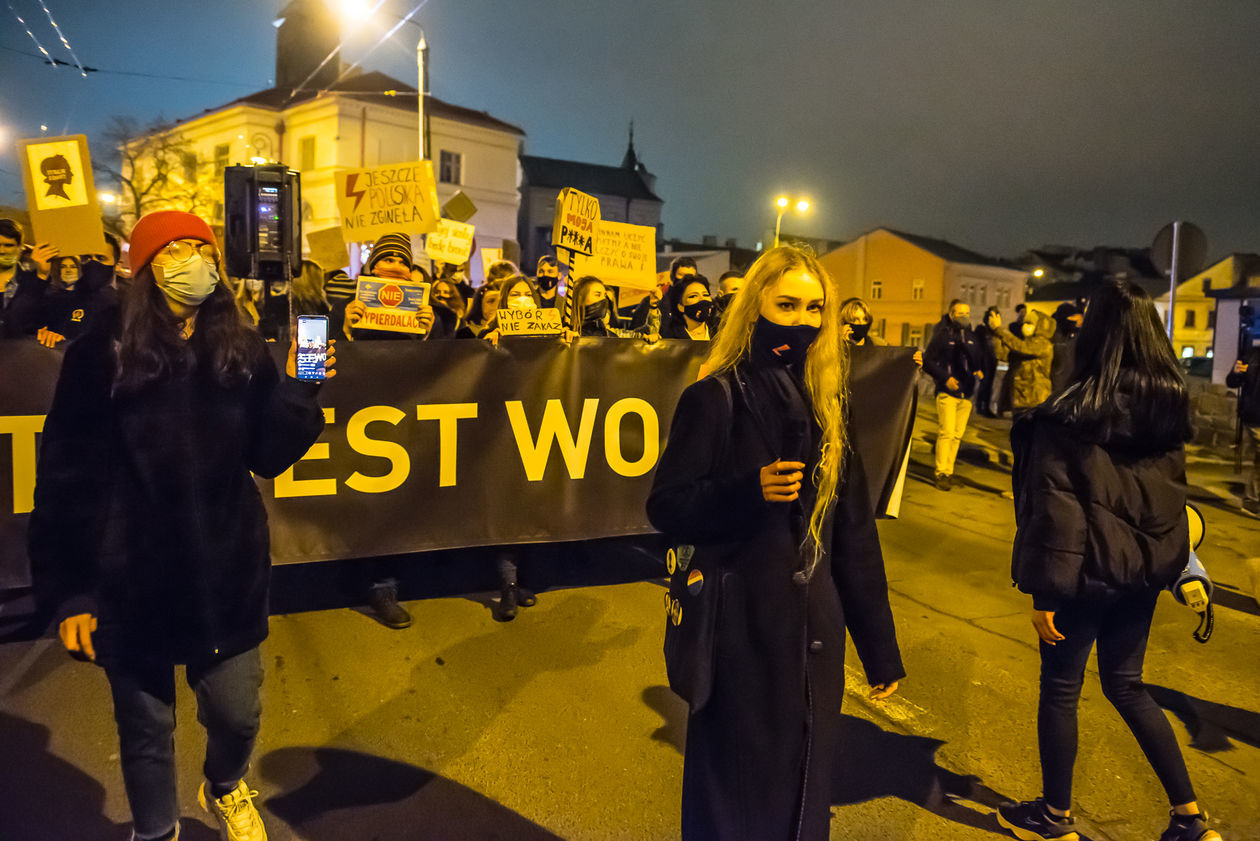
[94,116,216,237]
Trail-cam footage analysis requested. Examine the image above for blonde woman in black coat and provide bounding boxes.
[648,246,904,841]
[998,280,1222,841]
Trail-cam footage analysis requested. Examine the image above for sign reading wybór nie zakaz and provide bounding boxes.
[355,276,432,334]
[498,307,565,337]
[335,161,441,241]
[551,188,601,257]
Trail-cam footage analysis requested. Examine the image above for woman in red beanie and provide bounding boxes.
[29,210,333,841]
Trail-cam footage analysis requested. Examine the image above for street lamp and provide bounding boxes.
[338,3,427,160]
[774,195,811,248]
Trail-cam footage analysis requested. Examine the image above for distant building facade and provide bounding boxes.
[820,228,1028,348]
[518,133,662,269]
[120,0,524,268]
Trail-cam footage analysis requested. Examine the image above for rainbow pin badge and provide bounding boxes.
[686,569,704,596]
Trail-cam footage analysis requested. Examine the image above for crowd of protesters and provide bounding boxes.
[5,210,1238,841]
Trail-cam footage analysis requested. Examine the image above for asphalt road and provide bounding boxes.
[1,433,1258,841]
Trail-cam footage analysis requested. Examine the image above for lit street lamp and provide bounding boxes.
[774,195,811,248]
[337,2,427,160]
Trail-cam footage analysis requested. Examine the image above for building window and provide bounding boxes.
[908,328,924,348]
[439,150,462,184]
[1208,309,1216,329]
[911,278,924,301]
[997,288,1012,310]
[299,136,316,171]
[213,201,224,223]
[1181,346,1194,358]
[870,279,883,300]
[1183,309,1196,328]
[876,318,886,338]
[181,152,198,183]
[214,143,229,177]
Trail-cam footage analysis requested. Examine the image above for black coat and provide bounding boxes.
[1010,412,1188,612]
[647,365,904,841]
[922,315,983,398]
[1226,347,1260,425]
[28,319,325,666]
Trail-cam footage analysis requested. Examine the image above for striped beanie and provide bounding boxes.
[367,232,413,273]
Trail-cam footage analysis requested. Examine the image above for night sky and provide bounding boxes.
[3,0,1260,260]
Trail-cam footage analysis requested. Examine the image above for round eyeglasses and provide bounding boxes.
[152,240,219,265]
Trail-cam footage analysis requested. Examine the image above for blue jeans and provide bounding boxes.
[105,647,263,840]
[1037,591,1195,811]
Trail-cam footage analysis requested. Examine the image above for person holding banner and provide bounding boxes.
[534,255,564,310]
[661,274,714,341]
[569,275,658,341]
[455,282,501,339]
[479,275,545,347]
[28,209,332,841]
[647,246,904,841]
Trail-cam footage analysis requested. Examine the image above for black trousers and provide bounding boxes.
[1037,590,1196,810]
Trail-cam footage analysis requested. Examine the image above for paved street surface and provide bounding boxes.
[2,410,1258,841]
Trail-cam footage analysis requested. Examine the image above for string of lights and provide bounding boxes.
[34,0,86,76]
[6,0,57,69]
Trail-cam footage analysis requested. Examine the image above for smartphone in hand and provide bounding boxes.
[295,315,329,381]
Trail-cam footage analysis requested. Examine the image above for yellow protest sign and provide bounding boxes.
[425,219,476,265]
[498,306,564,337]
[551,188,600,256]
[19,134,107,258]
[355,276,432,334]
[568,220,657,290]
[306,226,349,271]
[335,161,440,242]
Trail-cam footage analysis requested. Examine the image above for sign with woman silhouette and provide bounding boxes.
[18,134,107,257]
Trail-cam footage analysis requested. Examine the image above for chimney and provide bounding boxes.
[702,235,717,247]
[724,238,737,248]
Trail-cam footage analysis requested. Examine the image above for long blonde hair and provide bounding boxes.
[704,246,849,575]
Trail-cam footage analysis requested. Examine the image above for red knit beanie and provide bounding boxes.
[128,210,216,274]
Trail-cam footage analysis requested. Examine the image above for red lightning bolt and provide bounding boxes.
[345,173,367,211]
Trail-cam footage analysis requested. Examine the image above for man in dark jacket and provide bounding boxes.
[1226,347,1260,515]
[922,300,985,490]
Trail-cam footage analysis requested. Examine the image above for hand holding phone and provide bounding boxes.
[295,315,331,381]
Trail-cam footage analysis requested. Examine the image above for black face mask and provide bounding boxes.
[951,316,971,329]
[582,298,610,323]
[715,292,736,313]
[80,260,116,292]
[751,316,819,367]
[682,300,713,324]
[846,321,871,343]
[536,274,559,291]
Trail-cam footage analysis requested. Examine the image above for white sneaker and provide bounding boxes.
[198,780,268,841]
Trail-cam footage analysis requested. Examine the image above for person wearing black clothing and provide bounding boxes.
[1049,302,1084,394]
[973,306,1001,416]
[922,300,985,489]
[1226,346,1260,516]
[569,275,657,340]
[648,246,904,841]
[342,232,437,342]
[660,275,713,340]
[998,280,1221,841]
[8,250,117,347]
[28,210,330,841]
[630,254,696,331]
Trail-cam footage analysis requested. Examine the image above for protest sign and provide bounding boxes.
[19,135,107,258]
[0,341,914,584]
[480,247,503,277]
[306,225,349,271]
[551,188,600,257]
[498,306,565,337]
[335,160,440,241]
[567,220,657,290]
[355,276,432,334]
[425,218,476,265]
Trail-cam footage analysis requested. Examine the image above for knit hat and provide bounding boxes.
[128,210,216,274]
[367,232,413,273]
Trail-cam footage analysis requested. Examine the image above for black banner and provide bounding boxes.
[0,339,918,589]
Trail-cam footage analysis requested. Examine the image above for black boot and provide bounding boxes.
[515,585,537,607]
[497,584,518,622]
[368,579,412,629]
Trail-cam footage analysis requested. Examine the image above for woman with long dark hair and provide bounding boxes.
[647,246,904,840]
[29,210,331,841]
[998,280,1221,841]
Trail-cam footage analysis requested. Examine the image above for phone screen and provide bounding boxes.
[295,315,328,381]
